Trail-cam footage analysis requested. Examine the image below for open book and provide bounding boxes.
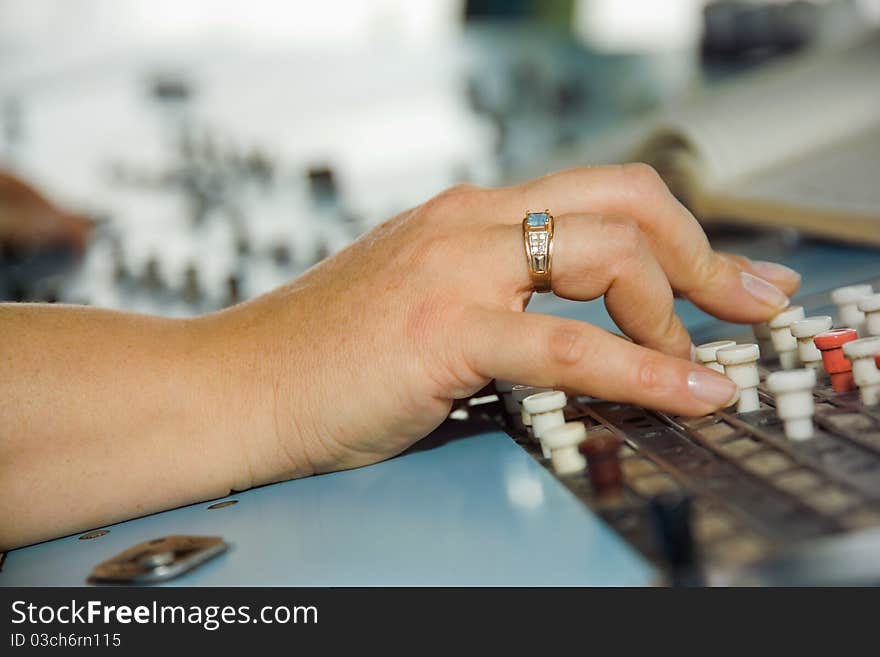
[633,32,880,245]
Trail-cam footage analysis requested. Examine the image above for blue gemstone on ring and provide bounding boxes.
[526,212,549,227]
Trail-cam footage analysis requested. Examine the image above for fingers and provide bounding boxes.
[484,164,798,323]
[488,214,692,358]
[462,307,738,416]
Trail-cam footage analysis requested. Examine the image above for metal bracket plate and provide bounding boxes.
[88,535,228,585]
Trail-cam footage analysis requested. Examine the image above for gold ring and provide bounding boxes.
[523,210,554,293]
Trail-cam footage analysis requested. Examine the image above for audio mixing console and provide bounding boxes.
[488,276,880,585]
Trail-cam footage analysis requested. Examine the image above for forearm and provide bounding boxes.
[0,302,311,550]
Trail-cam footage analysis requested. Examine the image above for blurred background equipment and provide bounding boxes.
[635,32,880,245]
[0,0,500,313]
[3,0,876,314]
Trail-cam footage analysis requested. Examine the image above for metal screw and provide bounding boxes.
[79,530,110,540]
[207,500,238,510]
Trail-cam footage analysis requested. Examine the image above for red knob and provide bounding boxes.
[814,328,858,393]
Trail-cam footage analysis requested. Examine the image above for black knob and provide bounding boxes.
[649,492,702,586]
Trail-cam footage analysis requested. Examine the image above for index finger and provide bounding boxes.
[462,307,739,416]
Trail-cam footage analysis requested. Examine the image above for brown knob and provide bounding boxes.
[579,430,623,496]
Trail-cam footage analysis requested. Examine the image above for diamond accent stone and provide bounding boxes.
[529,234,548,252]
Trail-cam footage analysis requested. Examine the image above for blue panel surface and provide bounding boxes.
[0,422,656,586]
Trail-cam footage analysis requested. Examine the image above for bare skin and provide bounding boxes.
[0,171,92,252]
[0,164,800,550]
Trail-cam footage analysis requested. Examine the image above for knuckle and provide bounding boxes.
[546,325,588,367]
[690,250,735,297]
[418,184,484,222]
[621,162,666,198]
[418,195,450,220]
[600,216,643,264]
[442,182,483,196]
[635,354,669,395]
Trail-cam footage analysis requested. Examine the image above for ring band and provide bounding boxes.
[523,210,554,293]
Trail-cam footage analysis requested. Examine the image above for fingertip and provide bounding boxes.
[740,272,790,311]
[621,352,737,417]
[686,367,739,411]
[749,260,801,296]
[688,269,792,325]
[720,253,801,294]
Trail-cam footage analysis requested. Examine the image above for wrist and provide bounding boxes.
[190,300,318,491]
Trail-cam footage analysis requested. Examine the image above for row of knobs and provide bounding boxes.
[696,284,880,441]
[495,383,622,492]
[490,283,880,581]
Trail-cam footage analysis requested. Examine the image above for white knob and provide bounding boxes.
[695,340,736,373]
[768,306,805,369]
[752,321,776,357]
[766,368,817,440]
[717,343,760,413]
[790,315,833,370]
[542,422,588,475]
[514,386,550,441]
[857,294,880,337]
[505,385,548,430]
[523,390,567,458]
[831,284,873,332]
[842,337,880,406]
[523,390,567,415]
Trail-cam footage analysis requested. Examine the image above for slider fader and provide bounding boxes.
[485,280,880,586]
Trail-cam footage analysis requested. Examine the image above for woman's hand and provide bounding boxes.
[208,164,800,489]
[0,164,800,549]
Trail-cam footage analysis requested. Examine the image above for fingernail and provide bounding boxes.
[689,343,697,362]
[687,370,739,407]
[751,260,801,284]
[740,271,789,308]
